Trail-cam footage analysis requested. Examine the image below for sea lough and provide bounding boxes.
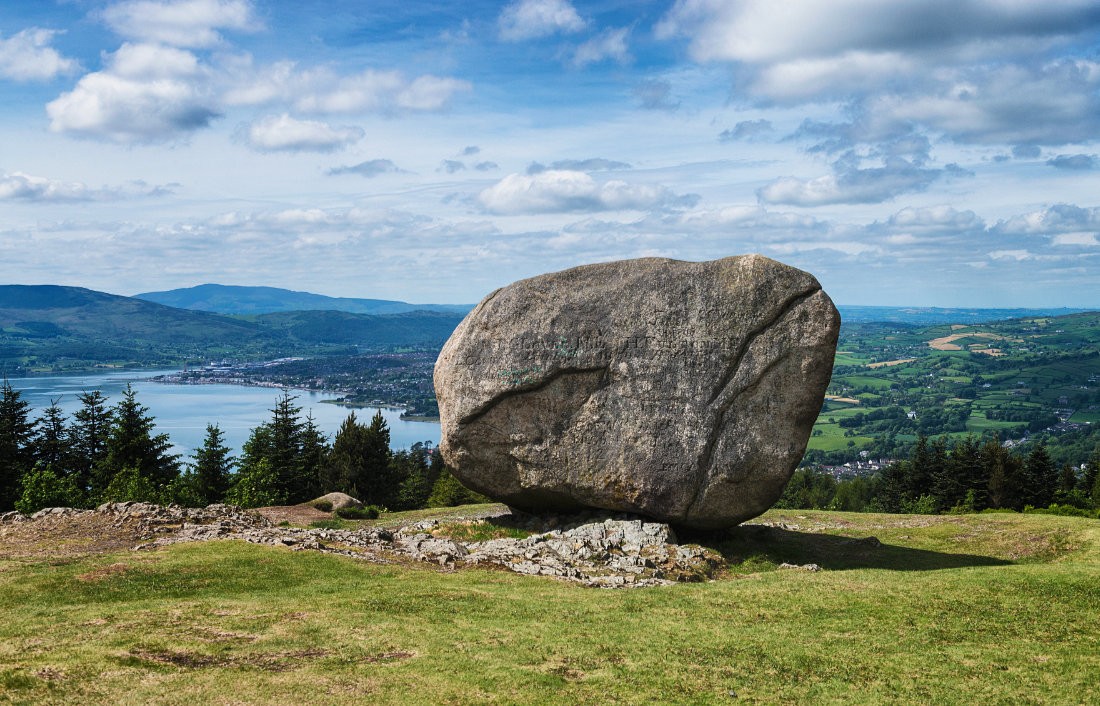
[8,370,439,459]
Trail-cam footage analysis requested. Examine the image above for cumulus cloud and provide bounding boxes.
[474,161,499,172]
[995,204,1100,235]
[718,119,772,142]
[241,114,363,152]
[227,64,471,114]
[101,0,259,48]
[657,1,1100,147]
[46,43,218,142]
[461,145,480,156]
[478,169,696,214]
[1047,153,1097,170]
[572,27,630,68]
[327,159,404,177]
[0,171,172,201]
[0,28,79,81]
[499,0,586,41]
[440,160,466,174]
[658,1,1100,66]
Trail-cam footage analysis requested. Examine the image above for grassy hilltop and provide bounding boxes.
[1,507,1097,704]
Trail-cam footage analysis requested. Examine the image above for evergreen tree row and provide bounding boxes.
[0,382,481,514]
[780,433,1100,516]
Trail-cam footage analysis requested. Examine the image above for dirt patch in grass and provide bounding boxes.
[0,513,148,560]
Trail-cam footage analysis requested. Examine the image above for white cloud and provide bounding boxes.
[102,0,259,48]
[241,114,363,152]
[657,1,1100,146]
[499,0,586,42]
[1052,233,1099,246]
[758,161,942,206]
[0,171,171,201]
[0,28,79,81]
[227,64,470,114]
[478,170,695,214]
[572,27,630,68]
[657,0,1100,65]
[46,43,218,143]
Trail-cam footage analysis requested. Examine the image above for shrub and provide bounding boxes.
[102,466,159,504]
[335,505,379,520]
[1025,503,1098,519]
[310,500,333,512]
[15,465,83,514]
[225,459,283,509]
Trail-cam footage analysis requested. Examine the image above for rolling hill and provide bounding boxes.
[135,283,473,316]
[0,285,465,373]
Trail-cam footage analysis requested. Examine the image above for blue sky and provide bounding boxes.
[1,0,1099,307]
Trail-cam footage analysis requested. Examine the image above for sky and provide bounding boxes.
[1,0,1099,308]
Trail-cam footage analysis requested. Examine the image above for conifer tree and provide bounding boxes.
[1022,442,1057,509]
[32,400,72,476]
[96,384,179,496]
[269,391,307,503]
[0,380,34,510]
[298,413,329,500]
[190,424,234,505]
[328,411,368,497]
[70,390,113,494]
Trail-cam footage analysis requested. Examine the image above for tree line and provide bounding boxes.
[0,382,481,514]
[781,433,1100,516]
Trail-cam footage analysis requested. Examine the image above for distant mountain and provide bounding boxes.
[135,283,473,316]
[0,285,267,345]
[837,305,1092,325]
[249,310,465,347]
[0,285,466,373]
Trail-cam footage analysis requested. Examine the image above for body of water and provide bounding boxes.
[7,370,440,459]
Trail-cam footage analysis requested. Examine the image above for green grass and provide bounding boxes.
[3,509,1097,704]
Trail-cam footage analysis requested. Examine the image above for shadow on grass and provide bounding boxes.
[682,524,1012,572]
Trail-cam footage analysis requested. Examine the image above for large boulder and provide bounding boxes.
[434,255,840,529]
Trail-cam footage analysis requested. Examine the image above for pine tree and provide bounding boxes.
[298,413,329,500]
[70,390,113,494]
[394,448,433,510]
[190,424,234,505]
[1081,446,1099,500]
[33,400,73,477]
[0,380,34,510]
[96,384,179,496]
[328,412,368,497]
[269,391,307,503]
[1022,442,1057,509]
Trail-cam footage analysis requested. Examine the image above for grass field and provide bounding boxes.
[2,509,1098,705]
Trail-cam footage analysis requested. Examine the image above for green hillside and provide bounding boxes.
[0,285,465,373]
[808,310,1100,466]
[249,310,465,347]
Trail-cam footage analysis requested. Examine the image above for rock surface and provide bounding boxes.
[0,503,724,588]
[434,255,840,529]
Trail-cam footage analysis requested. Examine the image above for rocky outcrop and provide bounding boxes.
[434,255,840,529]
[3,503,723,588]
